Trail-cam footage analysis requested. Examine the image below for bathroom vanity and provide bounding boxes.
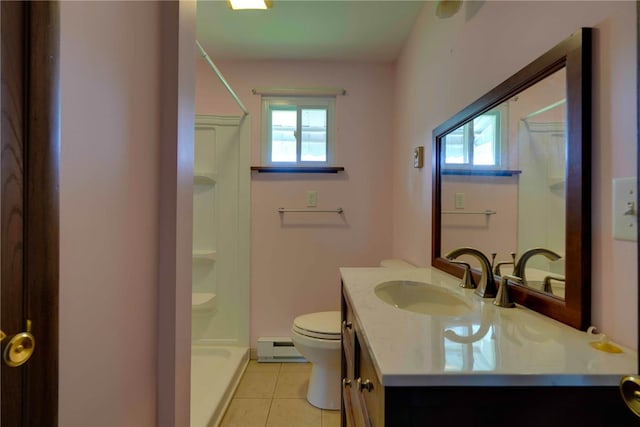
[340,267,637,426]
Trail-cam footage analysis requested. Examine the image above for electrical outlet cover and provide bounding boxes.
[306,190,317,207]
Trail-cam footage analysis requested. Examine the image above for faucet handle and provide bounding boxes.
[449,260,476,289]
[493,275,521,308]
[493,260,514,276]
[493,252,517,275]
[542,275,565,294]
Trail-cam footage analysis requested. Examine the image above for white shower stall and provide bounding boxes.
[517,114,566,275]
[191,114,251,427]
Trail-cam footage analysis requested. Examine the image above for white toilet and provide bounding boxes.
[291,311,341,410]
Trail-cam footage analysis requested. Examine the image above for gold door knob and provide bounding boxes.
[4,332,35,367]
[620,376,640,417]
[2,320,35,368]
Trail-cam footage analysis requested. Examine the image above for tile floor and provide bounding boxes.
[220,361,341,427]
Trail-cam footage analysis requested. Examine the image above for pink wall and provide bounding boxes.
[441,175,518,261]
[157,2,196,427]
[196,60,395,346]
[60,2,194,426]
[393,1,637,348]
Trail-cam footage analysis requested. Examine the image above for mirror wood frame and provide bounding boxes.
[432,28,592,330]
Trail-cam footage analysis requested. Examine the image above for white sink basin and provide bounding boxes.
[374,280,472,317]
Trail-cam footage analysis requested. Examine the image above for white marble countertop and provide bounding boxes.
[340,267,637,387]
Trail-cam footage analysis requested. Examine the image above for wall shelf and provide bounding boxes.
[250,166,345,174]
[548,177,565,190]
[192,292,217,312]
[193,250,217,262]
[194,172,217,185]
[442,169,522,177]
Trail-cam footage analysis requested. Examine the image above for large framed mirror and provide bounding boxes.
[432,28,591,330]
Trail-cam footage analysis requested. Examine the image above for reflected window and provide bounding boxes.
[443,324,497,372]
[443,106,507,169]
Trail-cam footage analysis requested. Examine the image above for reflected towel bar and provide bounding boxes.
[442,210,496,215]
[278,207,344,214]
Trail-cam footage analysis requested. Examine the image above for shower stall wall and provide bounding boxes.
[517,115,566,276]
[191,114,251,427]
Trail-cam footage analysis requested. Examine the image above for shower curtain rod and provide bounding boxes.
[521,99,565,121]
[196,40,249,116]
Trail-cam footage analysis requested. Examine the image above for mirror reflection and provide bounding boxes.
[440,69,567,299]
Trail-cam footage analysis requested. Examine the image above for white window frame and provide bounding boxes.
[261,96,336,166]
[443,104,509,170]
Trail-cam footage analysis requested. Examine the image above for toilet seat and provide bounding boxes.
[293,311,341,340]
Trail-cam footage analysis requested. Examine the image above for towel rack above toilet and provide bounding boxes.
[442,209,496,215]
[278,207,344,214]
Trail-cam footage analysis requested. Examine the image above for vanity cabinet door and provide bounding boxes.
[356,336,383,426]
[342,288,371,427]
[341,315,358,427]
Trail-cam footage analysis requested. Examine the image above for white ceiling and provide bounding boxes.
[196,0,427,62]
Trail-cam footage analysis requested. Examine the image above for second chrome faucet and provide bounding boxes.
[512,247,562,284]
[445,247,563,305]
[445,247,497,298]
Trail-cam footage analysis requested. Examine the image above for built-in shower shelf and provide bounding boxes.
[194,172,217,185]
[193,250,217,262]
[192,292,216,311]
[548,177,565,190]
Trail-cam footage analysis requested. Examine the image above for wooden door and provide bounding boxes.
[1,2,59,425]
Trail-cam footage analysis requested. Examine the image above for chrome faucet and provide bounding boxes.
[448,260,476,289]
[512,248,562,284]
[445,247,496,298]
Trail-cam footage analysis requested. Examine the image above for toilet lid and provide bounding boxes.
[293,311,341,340]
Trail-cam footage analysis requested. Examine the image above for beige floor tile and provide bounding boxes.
[274,372,309,398]
[266,399,322,427]
[245,359,282,374]
[280,362,312,373]
[234,372,278,398]
[220,398,271,427]
[321,409,341,427]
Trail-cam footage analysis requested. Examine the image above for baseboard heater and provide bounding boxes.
[257,337,306,362]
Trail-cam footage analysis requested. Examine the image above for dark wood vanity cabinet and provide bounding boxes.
[341,287,382,427]
[340,284,637,427]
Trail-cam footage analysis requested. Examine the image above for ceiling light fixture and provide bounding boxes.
[226,0,272,10]
[435,0,462,19]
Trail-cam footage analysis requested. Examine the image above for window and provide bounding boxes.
[443,106,508,169]
[262,96,336,165]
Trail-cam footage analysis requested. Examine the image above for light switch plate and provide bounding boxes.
[612,177,637,241]
[455,192,465,209]
[413,146,424,168]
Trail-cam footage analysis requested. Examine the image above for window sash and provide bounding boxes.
[443,109,505,169]
[262,96,335,166]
